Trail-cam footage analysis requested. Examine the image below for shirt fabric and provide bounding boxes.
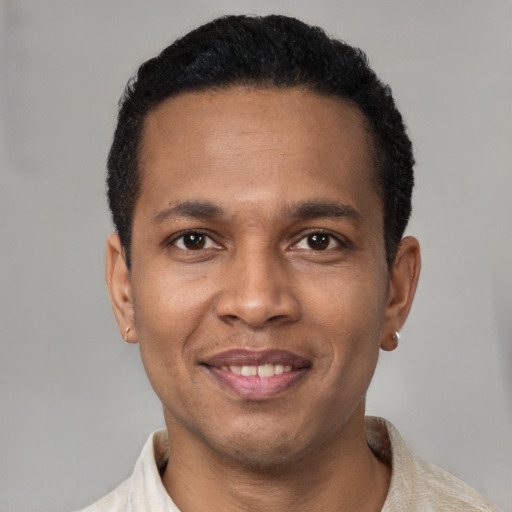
[80,417,498,511]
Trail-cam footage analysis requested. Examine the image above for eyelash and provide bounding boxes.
[168,230,219,251]
[293,231,345,251]
[167,230,348,252]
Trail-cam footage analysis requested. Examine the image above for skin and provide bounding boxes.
[107,87,420,512]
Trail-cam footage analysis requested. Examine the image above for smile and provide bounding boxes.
[203,349,311,399]
[220,363,293,377]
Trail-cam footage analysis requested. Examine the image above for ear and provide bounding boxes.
[381,236,421,351]
[106,233,138,343]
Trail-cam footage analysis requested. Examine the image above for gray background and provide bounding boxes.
[1,1,511,511]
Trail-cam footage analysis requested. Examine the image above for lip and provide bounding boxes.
[204,349,311,368]
[203,349,311,399]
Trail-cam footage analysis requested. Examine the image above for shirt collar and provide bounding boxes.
[127,417,418,512]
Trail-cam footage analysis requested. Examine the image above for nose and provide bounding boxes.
[214,246,301,328]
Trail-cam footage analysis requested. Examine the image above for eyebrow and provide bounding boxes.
[287,200,362,223]
[152,200,224,224]
[152,199,362,225]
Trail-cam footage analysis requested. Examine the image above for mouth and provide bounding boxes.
[202,349,311,399]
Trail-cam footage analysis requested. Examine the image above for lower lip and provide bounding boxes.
[207,367,309,399]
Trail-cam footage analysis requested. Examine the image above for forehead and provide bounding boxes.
[137,87,381,224]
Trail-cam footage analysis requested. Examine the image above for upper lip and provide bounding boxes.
[203,349,311,369]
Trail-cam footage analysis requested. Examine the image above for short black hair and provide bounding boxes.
[107,14,414,268]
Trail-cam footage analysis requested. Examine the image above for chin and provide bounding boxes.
[199,415,332,470]
[212,435,306,469]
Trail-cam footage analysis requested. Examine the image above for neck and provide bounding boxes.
[161,407,390,512]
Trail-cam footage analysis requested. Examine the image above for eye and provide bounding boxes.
[295,232,340,251]
[174,232,217,251]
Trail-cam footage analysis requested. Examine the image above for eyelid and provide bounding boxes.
[164,228,349,252]
[167,229,221,250]
[291,230,349,250]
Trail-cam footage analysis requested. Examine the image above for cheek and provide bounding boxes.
[305,266,386,330]
[304,268,386,370]
[131,271,207,416]
[133,266,211,333]
[130,269,213,388]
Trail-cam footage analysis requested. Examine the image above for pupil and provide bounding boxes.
[184,233,205,250]
[308,233,329,250]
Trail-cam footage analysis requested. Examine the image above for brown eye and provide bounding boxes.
[172,231,220,253]
[294,232,340,251]
[307,233,330,250]
[179,232,206,250]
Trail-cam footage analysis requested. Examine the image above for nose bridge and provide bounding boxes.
[215,239,300,327]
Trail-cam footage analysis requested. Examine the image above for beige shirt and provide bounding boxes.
[80,417,498,511]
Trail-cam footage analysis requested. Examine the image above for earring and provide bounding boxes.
[123,326,131,342]
[380,330,400,351]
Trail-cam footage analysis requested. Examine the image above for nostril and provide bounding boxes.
[220,314,240,325]
[217,304,300,328]
[267,313,291,323]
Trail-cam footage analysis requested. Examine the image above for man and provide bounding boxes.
[83,14,498,512]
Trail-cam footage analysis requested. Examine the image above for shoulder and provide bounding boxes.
[75,429,171,512]
[366,417,499,512]
[412,454,499,512]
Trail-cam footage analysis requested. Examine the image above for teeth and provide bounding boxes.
[241,365,258,376]
[257,364,274,378]
[229,365,242,375]
[225,364,294,377]
[274,364,284,375]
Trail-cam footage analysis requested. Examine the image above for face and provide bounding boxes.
[108,87,419,466]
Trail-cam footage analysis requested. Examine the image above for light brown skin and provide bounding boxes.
[106,87,420,512]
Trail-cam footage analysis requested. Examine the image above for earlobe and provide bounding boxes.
[381,331,400,352]
[381,236,421,351]
[106,233,138,343]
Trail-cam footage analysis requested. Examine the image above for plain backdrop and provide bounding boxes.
[1,1,511,511]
